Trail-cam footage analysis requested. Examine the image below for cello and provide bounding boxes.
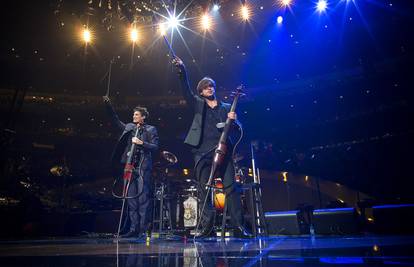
[195,85,244,234]
[113,125,143,238]
[206,85,244,189]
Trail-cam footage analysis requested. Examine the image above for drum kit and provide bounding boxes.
[153,150,249,232]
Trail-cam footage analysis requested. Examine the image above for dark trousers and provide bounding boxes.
[124,169,153,233]
[194,152,243,230]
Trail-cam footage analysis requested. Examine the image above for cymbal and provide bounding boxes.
[161,150,178,165]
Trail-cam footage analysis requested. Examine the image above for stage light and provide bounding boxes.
[213,4,220,11]
[158,23,167,36]
[201,13,211,30]
[168,16,179,30]
[130,28,138,43]
[316,0,328,12]
[240,5,250,21]
[282,172,288,182]
[279,0,292,7]
[82,28,91,43]
[158,14,182,36]
[277,15,283,24]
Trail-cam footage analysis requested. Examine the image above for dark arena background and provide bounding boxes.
[1,0,414,266]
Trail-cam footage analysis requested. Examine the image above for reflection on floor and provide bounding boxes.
[1,235,413,266]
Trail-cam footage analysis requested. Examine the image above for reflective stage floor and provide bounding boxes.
[1,235,413,266]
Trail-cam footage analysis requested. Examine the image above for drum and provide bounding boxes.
[213,178,226,211]
[183,195,198,227]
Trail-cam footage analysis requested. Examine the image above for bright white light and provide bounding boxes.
[316,0,328,12]
[277,16,283,24]
[240,5,250,20]
[213,4,220,11]
[279,0,292,7]
[201,14,211,30]
[82,29,91,43]
[157,11,185,36]
[130,28,138,42]
[168,16,179,29]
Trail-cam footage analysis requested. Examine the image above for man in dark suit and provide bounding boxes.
[172,57,252,238]
[103,96,159,238]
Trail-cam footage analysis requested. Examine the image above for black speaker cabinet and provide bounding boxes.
[372,204,414,234]
[265,210,301,235]
[312,208,360,235]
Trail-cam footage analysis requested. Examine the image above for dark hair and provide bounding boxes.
[133,106,149,119]
[196,77,216,94]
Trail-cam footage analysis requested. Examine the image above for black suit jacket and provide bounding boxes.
[105,103,159,172]
[177,67,241,148]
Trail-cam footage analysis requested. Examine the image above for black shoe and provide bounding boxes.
[236,226,254,238]
[119,230,140,238]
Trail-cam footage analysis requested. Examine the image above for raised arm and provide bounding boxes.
[103,96,126,131]
[172,56,197,109]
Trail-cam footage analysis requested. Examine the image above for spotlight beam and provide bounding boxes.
[175,0,195,20]
[149,0,231,70]
[151,0,198,56]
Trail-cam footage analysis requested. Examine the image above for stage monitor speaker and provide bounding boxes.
[372,204,414,234]
[265,210,302,235]
[312,207,360,235]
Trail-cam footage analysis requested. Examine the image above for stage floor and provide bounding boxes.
[0,235,413,266]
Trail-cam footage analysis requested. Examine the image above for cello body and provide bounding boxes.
[208,86,244,210]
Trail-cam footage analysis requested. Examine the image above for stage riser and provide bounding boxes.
[265,208,361,236]
[265,211,303,235]
[5,205,414,237]
[313,208,360,235]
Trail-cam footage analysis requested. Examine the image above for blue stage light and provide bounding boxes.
[316,0,328,12]
[277,16,283,24]
[213,4,220,11]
